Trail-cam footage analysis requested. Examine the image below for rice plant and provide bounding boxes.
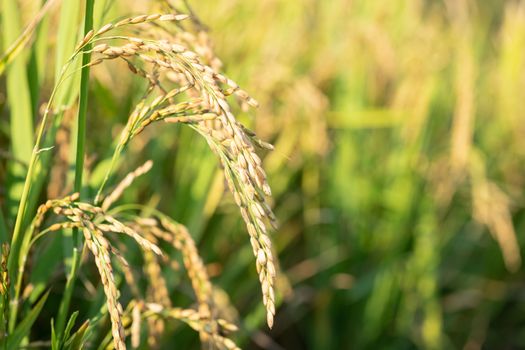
[3,0,525,349]
[0,1,277,348]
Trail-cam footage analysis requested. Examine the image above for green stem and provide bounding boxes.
[55,0,94,340]
[54,246,82,340]
[73,0,94,243]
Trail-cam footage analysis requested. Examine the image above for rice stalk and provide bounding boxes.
[111,210,239,349]
[77,14,279,327]
[18,194,169,349]
[8,8,278,347]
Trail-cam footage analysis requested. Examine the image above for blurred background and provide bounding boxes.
[3,0,525,349]
[186,1,525,349]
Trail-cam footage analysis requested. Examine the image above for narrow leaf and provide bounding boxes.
[7,291,49,349]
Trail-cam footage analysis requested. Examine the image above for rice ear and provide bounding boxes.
[81,226,126,350]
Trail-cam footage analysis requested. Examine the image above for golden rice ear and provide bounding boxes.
[144,304,241,350]
[143,247,170,348]
[101,214,163,256]
[157,218,213,308]
[102,160,153,211]
[472,179,521,271]
[11,0,281,345]
[131,301,142,348]
[81,226,126,350]
[61,6,277,335]
[138,217,217,345]
[28,196,172,349]
[127,215,244,348]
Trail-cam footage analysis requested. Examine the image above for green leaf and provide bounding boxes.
[7,291,49,349]
[0,0,56,76]
[62,311,79,346]
[51,319,58,350]
[1,0,35,221]
[64,320,89,350]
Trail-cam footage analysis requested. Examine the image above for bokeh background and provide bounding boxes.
[187,1,525,349]
[185,1,525,349]
[3,0,525,349]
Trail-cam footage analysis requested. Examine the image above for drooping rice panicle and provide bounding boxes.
[81,224,126,350]
[102,160,153,211]
[144,303,241,350]
[80,21,279,326]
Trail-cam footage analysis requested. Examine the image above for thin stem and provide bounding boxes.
[54,246,82,339]
[73,0,94,243]
[55,0,94,340]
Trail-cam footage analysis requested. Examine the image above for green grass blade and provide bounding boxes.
[62,311,80,345]
[7,291,49,349]
[0,0,56,76]
[55,247,81,341]
[51,319,58,349]
[27,0,52,115]
[1,0,35,221]
[64,320,89,350]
